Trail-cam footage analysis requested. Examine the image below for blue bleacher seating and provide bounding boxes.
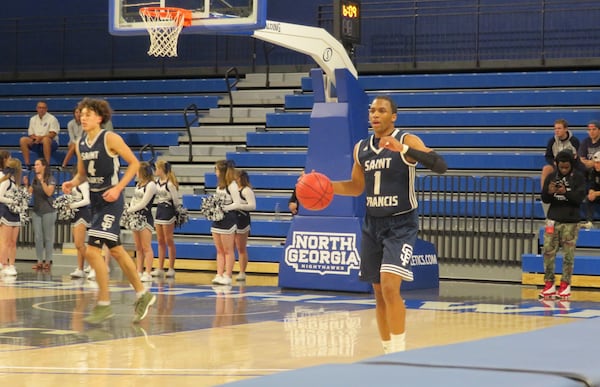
[227,151,546,171]
[301,70,600,91]
[150,241,282,262]
[0,95,219,112]
[286,90,600,109]
[176,218,291,238]
[183,194,291,213]
[0,78,229,97]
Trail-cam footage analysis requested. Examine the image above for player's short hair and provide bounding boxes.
[372,95,397,114]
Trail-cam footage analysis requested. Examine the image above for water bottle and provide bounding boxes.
[274,202,281,220]
[545,219,555,234]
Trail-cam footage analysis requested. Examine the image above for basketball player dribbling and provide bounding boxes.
[330,95,447,353]
[62,98,156,325]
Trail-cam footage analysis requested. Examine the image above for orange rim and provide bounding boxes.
[139,7,193,27]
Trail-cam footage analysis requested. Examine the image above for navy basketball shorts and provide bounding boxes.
[210,211,238,234]
[359,210,418,284]
[236,211,251,234]
[88,190,124,248]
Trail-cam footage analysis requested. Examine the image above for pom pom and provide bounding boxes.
[53,194,76,221]
[199,194,225,221]
[7,186,32,225]
[120,205,149,231]
[174,204,189,228]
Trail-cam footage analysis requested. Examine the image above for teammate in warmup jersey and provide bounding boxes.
[62,98,155,325]
[330,95,447,354]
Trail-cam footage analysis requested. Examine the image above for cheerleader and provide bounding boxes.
[234,170,256,281]
[211,160,242,286]
[127,162,157,282]
[0,158,23,276]
[0,150,11,272]
[67,180,91,278]
[151,159,180,278]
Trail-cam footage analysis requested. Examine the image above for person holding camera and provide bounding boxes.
[539,150,587,299]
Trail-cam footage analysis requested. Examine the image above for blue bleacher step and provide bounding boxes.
[176,218,290,238]
[183,194,291,213]
[522,254,600,276]
[266,109,598,129]
[225,150,545,171]
[537,228,600,248]
[286,89,600,109]
[150,241,283,263]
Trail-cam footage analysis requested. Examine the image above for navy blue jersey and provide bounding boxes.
[356,129,418,217]
[78,130,119,192]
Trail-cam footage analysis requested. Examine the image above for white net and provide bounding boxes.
[139,7,188,58]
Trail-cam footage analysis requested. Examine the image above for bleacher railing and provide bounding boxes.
[18,173,539,266]
[417,174,539,264]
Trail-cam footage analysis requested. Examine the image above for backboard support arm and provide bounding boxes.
[252,20,358,101]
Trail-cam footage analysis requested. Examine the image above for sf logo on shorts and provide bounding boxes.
[400,244,413,267]
[101,214,116,231]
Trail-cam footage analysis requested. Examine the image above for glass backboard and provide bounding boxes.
[109,0,266,35]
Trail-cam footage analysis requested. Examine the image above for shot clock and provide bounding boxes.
[333,0,361,45]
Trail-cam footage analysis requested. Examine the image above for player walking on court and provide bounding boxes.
[62,98,155,324]
[330,95,447,353]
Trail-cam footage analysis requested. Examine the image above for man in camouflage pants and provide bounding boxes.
[540,150,586,299]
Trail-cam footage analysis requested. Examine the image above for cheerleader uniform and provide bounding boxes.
[236,185,256,234]
[0,178,22,227]
[155,179,180,225]
[70,181,91,228]
[0,171,5,220]
[127,180,157,231]
[210,181,241,234]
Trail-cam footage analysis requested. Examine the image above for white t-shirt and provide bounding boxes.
[28,112,60,144]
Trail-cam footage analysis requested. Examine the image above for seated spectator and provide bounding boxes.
[582,151,600,228]
[578,120,600,174]
[19,101,60,168]
[61,107,82,169]
[541,119,579,189]
[288,188,298,215]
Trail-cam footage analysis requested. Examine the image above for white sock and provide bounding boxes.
[136,291,146,299]
[97,300,110,306]
[382,340,392,354]
[389,333,406,353]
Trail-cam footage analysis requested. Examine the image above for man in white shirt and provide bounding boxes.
[19,101,60,167]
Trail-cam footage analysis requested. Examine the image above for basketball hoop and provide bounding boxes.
[139,7,192,58]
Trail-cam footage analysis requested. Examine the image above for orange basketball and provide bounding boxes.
[295,172,334,211]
